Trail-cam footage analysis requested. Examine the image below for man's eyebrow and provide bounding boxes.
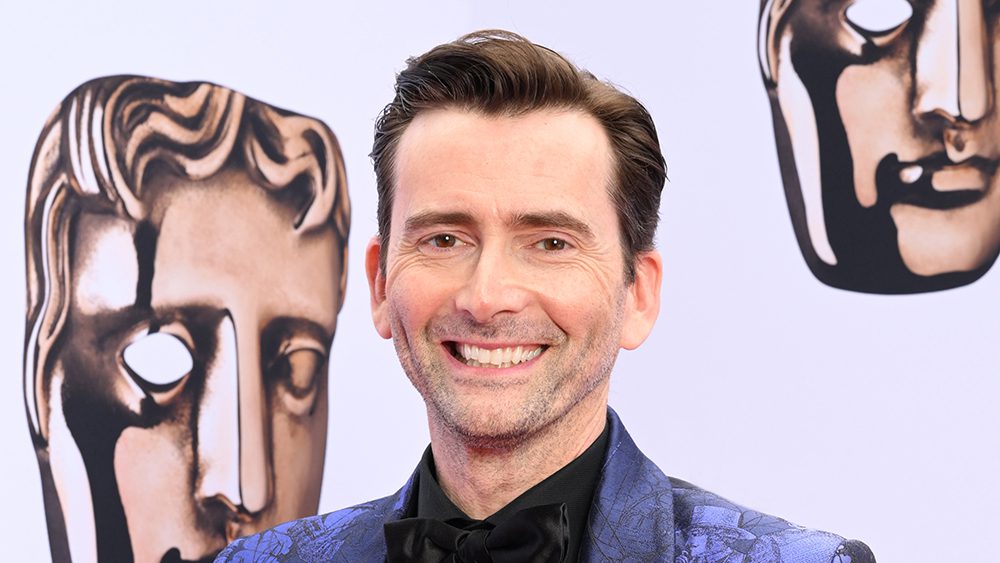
[402,211,476,235]
[508,211,595,240]
[401,210,596,240]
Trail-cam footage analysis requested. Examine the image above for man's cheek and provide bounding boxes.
[386,279,429,332]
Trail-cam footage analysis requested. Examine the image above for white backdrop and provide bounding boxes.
[2,2,997,561]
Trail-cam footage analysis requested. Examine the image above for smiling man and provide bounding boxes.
[219,31,875,562]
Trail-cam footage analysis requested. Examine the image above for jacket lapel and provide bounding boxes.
[582,409,675,562]
[324,470,418,562]
[348,409,675,562]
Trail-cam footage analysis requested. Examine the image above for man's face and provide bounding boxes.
[367,108,658,443]
[48,168,341,562]
[764,0,1000,292]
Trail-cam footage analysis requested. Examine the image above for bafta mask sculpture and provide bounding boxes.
[759,0,1000,293]
[23,76,350,562]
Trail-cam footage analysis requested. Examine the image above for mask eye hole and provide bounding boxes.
[845,0,913,35]
[122,332,193,393]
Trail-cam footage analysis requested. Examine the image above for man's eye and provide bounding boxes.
[536,238,568,251]
[122,332,193,392]
[845,0,913,35]
[430,234,460,248]
[424,233,469,250]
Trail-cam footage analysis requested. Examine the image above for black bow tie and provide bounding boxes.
[383,503,569,563]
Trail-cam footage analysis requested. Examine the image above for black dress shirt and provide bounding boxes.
[408,422,610,562]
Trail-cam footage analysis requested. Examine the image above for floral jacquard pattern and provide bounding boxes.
[215,409,875,563]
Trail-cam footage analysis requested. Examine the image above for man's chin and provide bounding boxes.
[431,396,550,447]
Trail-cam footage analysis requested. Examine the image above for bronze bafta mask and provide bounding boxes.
[760,0,1000,293]
[23,76,350,562]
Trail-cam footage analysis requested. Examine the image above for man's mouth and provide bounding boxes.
[448,342,546,368]
[878,154,998,209]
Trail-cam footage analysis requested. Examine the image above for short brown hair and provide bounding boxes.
[371,30,666,280]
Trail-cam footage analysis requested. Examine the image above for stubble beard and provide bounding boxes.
[389,294,626,449]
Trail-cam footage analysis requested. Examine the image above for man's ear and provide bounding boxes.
[620,250,663,350]
[365,236,392,339]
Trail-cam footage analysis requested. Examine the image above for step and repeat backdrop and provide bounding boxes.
[2,1,997,561]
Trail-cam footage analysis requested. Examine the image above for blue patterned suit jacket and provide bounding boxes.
[217,409,874,562]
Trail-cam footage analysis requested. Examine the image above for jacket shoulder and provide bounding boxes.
[670,478,875,563]
[214,496,397,563]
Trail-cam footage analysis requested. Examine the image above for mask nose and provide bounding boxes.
[196,313,270,519]
[913,0,992,124]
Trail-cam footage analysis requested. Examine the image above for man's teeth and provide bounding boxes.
[458,344,543,368]
[899,165,923,184]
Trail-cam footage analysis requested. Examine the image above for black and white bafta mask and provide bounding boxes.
[760,0,1000,293]
[23,76,350,562]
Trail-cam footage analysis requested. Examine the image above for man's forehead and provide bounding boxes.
[388,107,619,251]
[394,108,613,195]
[396,107,612,171]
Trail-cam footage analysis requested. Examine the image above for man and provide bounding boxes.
[24,75,350,562]
[219,31,874,562]
[759,0,1000,294]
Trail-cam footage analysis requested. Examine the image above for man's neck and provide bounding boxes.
[427,390,609,520]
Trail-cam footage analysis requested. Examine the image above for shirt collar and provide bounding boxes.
[413,420,610,561]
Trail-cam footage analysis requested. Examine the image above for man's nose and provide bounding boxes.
[913,0,992,124]
[196,313,270,516]
[453,243,530,323]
